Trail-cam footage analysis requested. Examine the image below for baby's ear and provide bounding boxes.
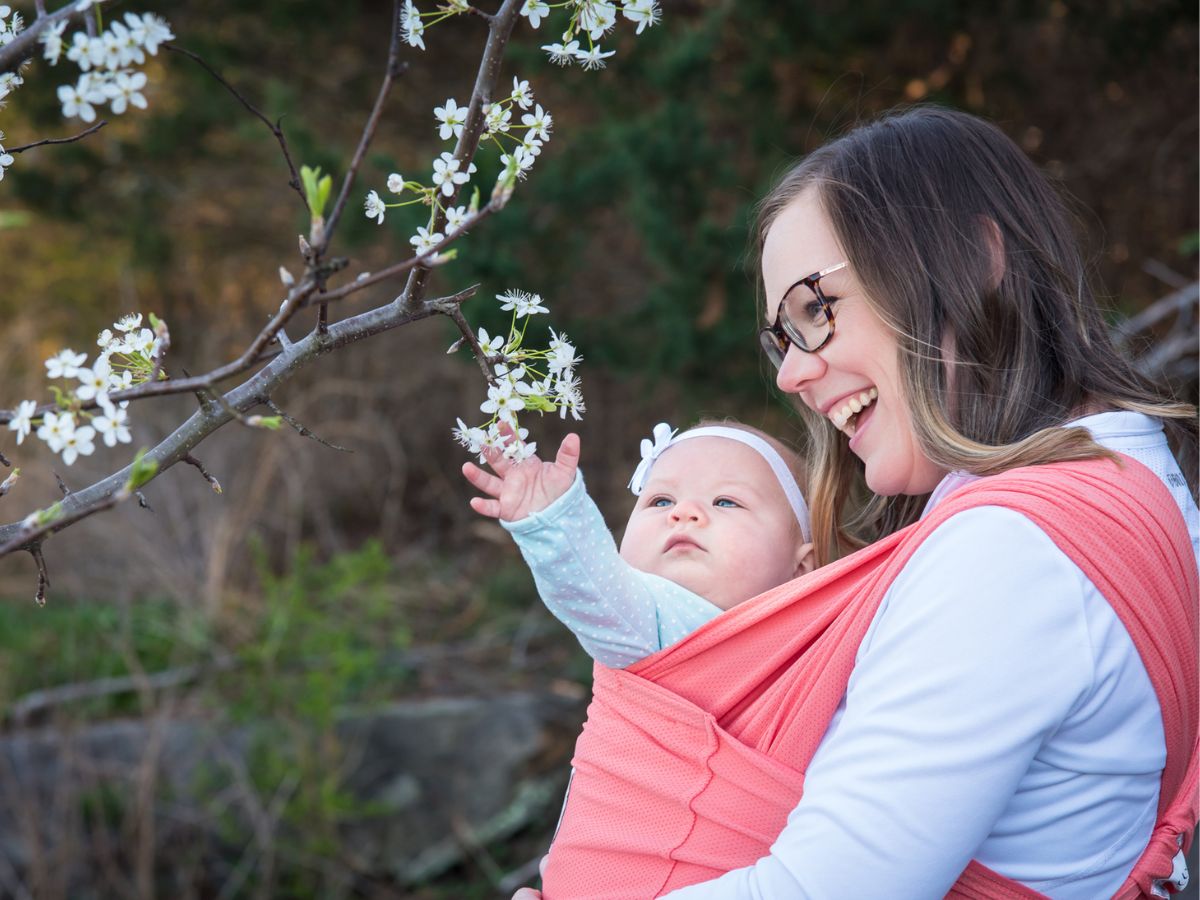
[794,542,816,576]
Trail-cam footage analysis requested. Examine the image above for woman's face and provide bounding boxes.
[761,188,947,496]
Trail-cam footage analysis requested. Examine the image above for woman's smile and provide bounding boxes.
[762,188,947,496]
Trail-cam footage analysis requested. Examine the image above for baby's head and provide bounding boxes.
[618,421,815,611]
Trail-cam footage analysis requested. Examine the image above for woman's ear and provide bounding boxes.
[794,542,816,576]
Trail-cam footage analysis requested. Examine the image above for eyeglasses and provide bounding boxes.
[758,261,848,368]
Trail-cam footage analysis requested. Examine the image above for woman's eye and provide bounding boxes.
[650,496,673,508]
[803,299,829,325]
[713,498,740,508]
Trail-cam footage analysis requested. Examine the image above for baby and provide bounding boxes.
[462,421,815,668]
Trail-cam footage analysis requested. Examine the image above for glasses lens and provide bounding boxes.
[781,281,831,351]
[759,327,786,369]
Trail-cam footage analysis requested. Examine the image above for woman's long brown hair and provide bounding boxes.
[756,107,1198,565]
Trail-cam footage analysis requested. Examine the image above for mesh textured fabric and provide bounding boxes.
[540,457,1198,899]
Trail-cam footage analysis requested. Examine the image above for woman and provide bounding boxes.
[517,107,1198,899]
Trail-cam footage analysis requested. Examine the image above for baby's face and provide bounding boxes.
[619,437,808,611]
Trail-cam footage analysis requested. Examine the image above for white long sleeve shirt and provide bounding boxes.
[665,412,1198,900]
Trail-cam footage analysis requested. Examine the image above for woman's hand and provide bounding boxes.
[462,432,581,522]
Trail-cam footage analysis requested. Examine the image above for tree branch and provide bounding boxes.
[397,0,524,315]
[0,1,85,74]
[8,121,107,154]
[318,0,407,252]
[165,43,309,212]
[0,289,472,556]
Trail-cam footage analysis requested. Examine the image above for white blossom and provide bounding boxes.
[59,423,96,465]
[574,44,615,70]
[548,329,580,372]
[409,225,445,255]
[364,189,386,224]
[479,380,521,425]
[503,438,538,462]
[45,349,87,380]
[520,0,549,29]
[579,1,616,40]
[444,204,468,235]
[57,76,106,122]
[386,172,405,194]
[0,147,12,182]
[0,71,22,101]
[41,21,67,65]
[521,103,552,141]
[431,151,474,197]
[109,19,146,65]
[542,40,579,66]
[555,373,585,420]
[402,0,425,50]
[434,97,466,141]
[8,400,36,445]
[93,400,131,447]
[137,13,174,54]
[36,411,71,452]
[484,102,511,135]
[475,327,504,356]
[452,417,486,454]
[497,289,548,318]
[511,76,533,110]
[75,357,112,402]
[115,312,143,333]
[104,70,148,115]
[498,145,536,181]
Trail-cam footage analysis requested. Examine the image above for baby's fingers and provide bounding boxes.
[462,461,504,498]
[555,433,581,473]
[469,496,503,518]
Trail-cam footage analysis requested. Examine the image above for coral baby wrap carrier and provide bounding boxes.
[541,457,1199,899]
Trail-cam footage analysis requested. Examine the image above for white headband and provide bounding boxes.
[627,422,811,543]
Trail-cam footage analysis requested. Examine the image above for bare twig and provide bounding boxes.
[8,121,108,154]
[319,0,407,251]
[0,450,10,467]
[1111,282,1199,346]
[182,454,223,494]
[53,472,69,496]
[440,290,496,384]
[165,43,309,211]
[263,399,351,452]
[1142,259,1191,291]
[30,544,48,607]
[308,202,501,306]
[7,657,237,725]
[0,483,131,557]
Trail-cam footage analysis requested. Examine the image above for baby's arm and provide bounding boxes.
[463,435,720,667]
[502,470,719,667]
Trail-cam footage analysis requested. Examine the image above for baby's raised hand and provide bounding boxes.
[462,432,581,522]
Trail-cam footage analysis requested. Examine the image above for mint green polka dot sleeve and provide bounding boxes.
[501,470,724,668]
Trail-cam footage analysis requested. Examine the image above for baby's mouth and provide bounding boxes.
[829,387,879,438]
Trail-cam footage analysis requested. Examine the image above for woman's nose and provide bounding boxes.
[776,343,826,395]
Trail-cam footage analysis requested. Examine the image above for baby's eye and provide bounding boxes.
[713,497,740,508]
[649,496,674,508]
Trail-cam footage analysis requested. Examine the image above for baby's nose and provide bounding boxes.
[669,500,706,524]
